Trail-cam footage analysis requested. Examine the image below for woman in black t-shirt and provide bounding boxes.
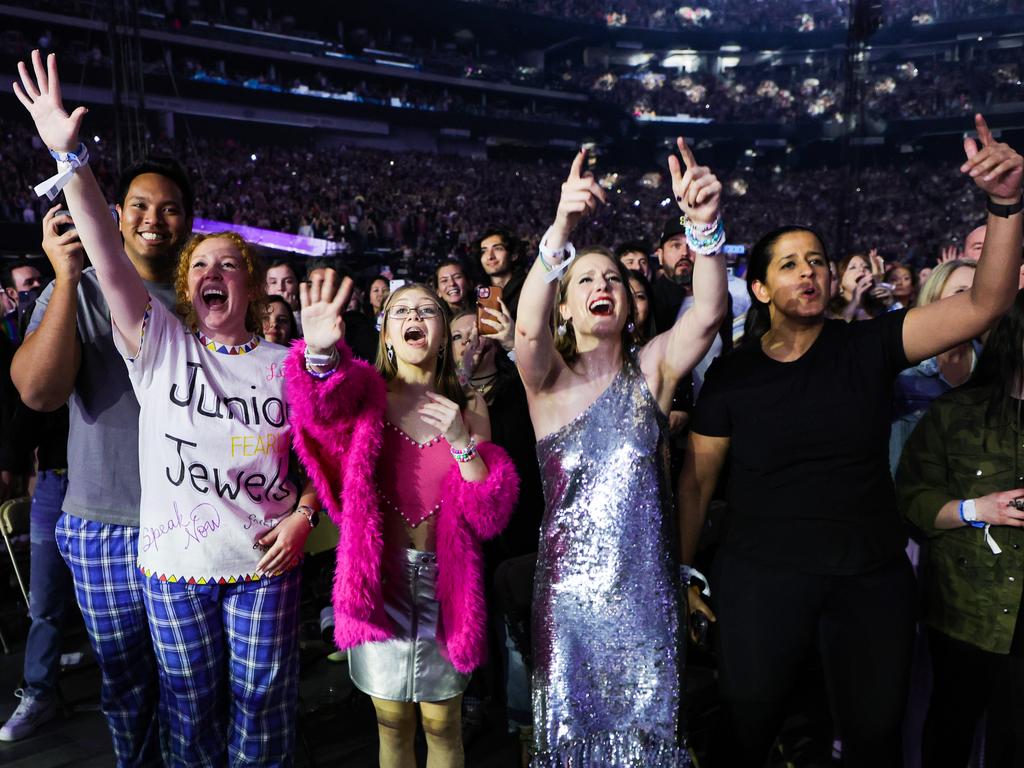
[678,115,1023,768]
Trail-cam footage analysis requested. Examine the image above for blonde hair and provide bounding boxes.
[174,232,267,333]
[552,246,638,365]
[915,259,977,308]
[375,283,466,408]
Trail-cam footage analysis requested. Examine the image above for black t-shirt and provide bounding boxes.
[692,310,911,575]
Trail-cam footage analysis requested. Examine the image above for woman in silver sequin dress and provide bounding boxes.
[515,141,729,766]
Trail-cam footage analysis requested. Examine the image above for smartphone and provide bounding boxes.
[55,209,75,235]
[581,141,600,174]
[476,285,503,336]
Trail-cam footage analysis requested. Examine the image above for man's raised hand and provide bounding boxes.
[667,136,721,227]
[12,50,86,154]
[961,114,1023,204]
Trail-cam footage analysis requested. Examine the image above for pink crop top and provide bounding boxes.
[377,422,452,528]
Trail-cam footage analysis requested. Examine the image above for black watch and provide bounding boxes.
[986,195,1024,218]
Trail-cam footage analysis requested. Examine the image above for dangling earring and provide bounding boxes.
[386,343,395,363]
[627,321,636,333]
[557,323,567,337]
[438,346,445,359]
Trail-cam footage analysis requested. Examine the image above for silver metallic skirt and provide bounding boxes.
[348,548,470,702]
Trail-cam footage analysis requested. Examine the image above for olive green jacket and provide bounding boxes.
[896,387,1024,654]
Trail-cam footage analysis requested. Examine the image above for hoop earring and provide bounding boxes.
[386,343,395,363]
[438,346,445,358]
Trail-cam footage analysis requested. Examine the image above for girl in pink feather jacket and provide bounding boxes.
[285,273,519,768]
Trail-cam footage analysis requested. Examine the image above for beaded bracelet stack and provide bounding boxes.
[304,347,339,379]
[685,216,726,256]
[449,438,478,463]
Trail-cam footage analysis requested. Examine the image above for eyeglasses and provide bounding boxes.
[387,304,442,320]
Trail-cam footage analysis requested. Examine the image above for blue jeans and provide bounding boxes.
[23,470,73,699]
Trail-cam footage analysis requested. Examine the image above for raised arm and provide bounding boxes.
[11,206,83,411]
[14,51,148,355]
[515,150,606,392]
[640,138,728,410]
[902,114,1023,363]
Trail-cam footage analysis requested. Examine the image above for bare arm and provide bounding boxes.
[678,432,730,566]
[14,51,148,356]
[641,138,727,410]
[903,114,1023,364]
[11,205,83,410]
[515,150,606,392]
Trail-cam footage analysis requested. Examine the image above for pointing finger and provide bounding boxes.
[677,136,697,170]
[975,113,994,147]
[567,150,585,182]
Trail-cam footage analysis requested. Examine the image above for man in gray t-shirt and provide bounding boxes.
[9,156,193,764]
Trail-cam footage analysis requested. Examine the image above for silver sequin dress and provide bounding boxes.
[531,357,690,767]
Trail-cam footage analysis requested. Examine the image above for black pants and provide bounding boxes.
[710,551,916,768]
[922,629,1024,768]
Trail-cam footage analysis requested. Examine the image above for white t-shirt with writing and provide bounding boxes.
[118,297,296,583]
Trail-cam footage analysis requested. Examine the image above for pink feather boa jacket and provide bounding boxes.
[285,340,519,674]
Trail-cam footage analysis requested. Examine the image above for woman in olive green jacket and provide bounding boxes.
[897,290,1024,768]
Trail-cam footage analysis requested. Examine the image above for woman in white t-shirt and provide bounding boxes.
[15,52,316,766]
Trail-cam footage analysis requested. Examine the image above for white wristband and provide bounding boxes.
[538,228,577,284]
[35,143,90,200]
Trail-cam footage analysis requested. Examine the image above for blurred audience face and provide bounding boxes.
[889,267,914,302]
[480,235,513,280]
[262,298,294,344]
[437,264,469,306]
[840,255,871,300]
[918,266,933,288]
[939,266,976,300]
[116,172,189,266]
[450,313,480,367]
[266,264,299,309]
[752,230,830,321]
[964,225,986,260]
[619,250,649,278]
[629,276,650,329]
[369,277,390,314]
[658,235,692,284]
[4,264,43,304]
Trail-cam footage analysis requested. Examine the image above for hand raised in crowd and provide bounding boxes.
[960,113,1024,203]
[971,488,1024,527]
[479,298,515,352]
[667,135,722,226]
[870,282,896,307]
[852,272,874,306]
[418,391,472,448]
[938,244,962,264]
[300,269,353,355]
[868,247,885,278]
[549,149,607,245]
[12,50,86,153]
[41,205,84,281]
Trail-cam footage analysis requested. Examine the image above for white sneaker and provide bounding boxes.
[0,689,58,741]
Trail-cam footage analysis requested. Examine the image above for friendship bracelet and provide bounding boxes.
[449,438,478,463]
[304,347,339,367]
[304,359,337,379]
[34,142,90,200]
[685,218,726,256]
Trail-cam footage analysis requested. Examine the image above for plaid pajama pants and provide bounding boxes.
[55,512,162,768]
[142,567,302,767]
